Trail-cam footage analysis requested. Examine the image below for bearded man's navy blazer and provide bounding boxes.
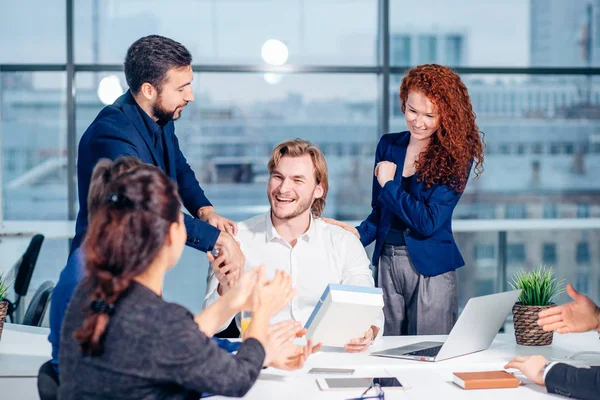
[72,90,220,254]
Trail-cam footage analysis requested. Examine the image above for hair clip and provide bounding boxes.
[105,192,133,209]
[90,299,115,315]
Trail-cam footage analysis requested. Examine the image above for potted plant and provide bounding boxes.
[509,265,565,346]
[0,272,10,341]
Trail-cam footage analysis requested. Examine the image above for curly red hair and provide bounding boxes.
[399,64,484,192]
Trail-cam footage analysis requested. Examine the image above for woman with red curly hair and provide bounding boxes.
[326,64,484,336]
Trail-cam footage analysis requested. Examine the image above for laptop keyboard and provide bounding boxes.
[405,345,442,358]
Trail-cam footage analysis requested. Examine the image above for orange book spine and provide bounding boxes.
[453,371,520,390]
[461,379,520,390]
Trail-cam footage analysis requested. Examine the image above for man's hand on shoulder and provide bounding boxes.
[198,206,238,235]
[322,217,360,239]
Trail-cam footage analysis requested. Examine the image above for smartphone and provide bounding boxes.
[308,367,355,375]
[316,377,405,391]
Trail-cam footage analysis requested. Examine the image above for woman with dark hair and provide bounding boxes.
[326,64,484,336]
[50,157,248,375]
[49,157,146,374]
[59,163,299,399]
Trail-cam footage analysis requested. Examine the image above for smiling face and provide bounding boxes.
[267,154,324,222]
[404,91,441,143]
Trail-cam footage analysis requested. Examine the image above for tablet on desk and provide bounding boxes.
[316,377,406,391]
[309,367,355,375]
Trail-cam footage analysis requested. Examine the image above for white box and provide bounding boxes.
[304,284,383,347]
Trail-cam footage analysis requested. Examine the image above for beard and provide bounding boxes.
[152,95,184,126]
[269,190,315,221]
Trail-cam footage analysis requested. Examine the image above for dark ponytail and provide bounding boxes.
[75,164,181,355]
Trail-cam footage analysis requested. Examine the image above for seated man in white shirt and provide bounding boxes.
[204,138,383,352]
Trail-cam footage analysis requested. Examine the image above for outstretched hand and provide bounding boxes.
[537,284,600,333]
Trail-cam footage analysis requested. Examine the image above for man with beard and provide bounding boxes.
[204,139,383,352]
[73,35,243,271]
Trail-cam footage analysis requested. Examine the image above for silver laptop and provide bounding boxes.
[371,289,522,362]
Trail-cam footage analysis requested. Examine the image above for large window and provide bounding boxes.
[0,0,66,63]
[390,0,529,67]
[576,242,591,265]
[74,0,378,65]
[1,71,70,313]
[542,243,557,265]
[1,72,68,220]
[507,244,526,265]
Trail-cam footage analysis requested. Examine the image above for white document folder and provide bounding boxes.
[304,284,383,346]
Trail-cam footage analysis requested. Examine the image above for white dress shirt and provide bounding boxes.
[203,212,384,336]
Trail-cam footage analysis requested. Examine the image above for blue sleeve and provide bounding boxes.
[545,363,600,400]
[376,178,464,237]
[172,133,212,217]
[183,213,220,252]
[212,337,242,353]
[48,248,86,371]
[357,135,388,247]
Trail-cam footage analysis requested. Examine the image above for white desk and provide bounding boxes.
[1,322,597,400]
[0,323,51,399]
[214,331,598,400]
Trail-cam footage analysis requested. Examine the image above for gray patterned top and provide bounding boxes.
[59,280,265,399]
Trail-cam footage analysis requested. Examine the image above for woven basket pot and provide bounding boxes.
[512,302,554,346]
[0,300,8,341]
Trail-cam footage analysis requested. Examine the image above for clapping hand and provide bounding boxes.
[264,321,322,370]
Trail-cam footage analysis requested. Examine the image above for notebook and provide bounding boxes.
[453,371,520,390]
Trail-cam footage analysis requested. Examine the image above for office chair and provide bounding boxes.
[21,280,54,327]
[37,360,59,400]
[5,234,45,323]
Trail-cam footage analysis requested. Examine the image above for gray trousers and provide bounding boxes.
[379,244,458,336]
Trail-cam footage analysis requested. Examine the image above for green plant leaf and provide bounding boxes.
[0,272,11,300]
[508,265,565,306]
